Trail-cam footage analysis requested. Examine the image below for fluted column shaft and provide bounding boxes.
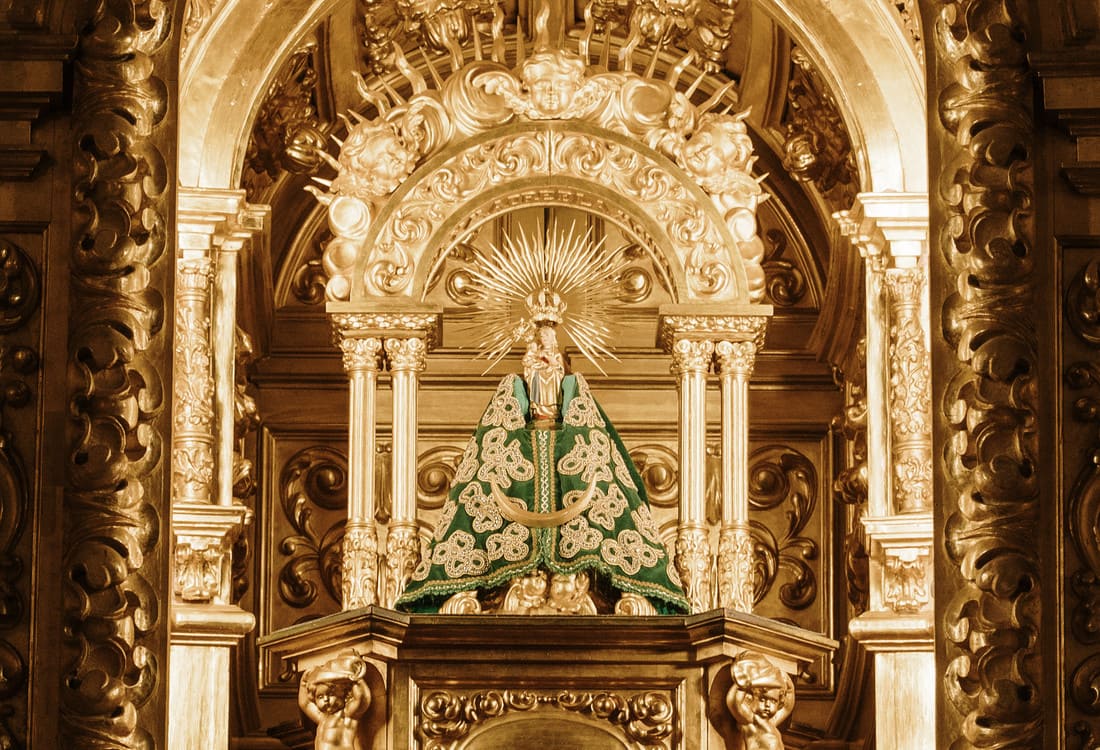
[382,336,427,607]
[715,340,756,612]
[213,237,243,506]
[338,336,382,610]
[670,338,714,613]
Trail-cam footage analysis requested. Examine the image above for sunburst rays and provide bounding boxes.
[453,221,628,373]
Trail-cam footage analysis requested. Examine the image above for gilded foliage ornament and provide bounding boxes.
[933,0,1040,745]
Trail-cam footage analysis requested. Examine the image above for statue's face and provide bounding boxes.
[682,125,727,180]
[753,687,783,719]
[314,682,349,714]
[339,126,416,198]
[528,72,580,117]
[538,325,557,350]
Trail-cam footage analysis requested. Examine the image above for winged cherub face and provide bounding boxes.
[521,52,586,117]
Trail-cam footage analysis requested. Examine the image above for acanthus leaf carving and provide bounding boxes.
[64,0,174,745]
[934,0,1040,744]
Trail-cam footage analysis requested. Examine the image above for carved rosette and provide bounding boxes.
[885,267,931,513]
[381,523,421,608]
[418,688,675,749]
[342,523,379,609]
[173,256,216,503]
[717,524,755,612]
[932,0,1040,745]
[675,527,712,612]
[64,0,175,744]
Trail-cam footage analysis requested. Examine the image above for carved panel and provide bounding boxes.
[930,1,1040,746]
[0,235,41,748]
[417,688,675,750]
[62,1,176,746]
[833,340,869,616]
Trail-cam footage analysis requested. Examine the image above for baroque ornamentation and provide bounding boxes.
[717,524,754,612]
[298,651,373,750]
[64,0,174,745]
[313,14,766,304]
[933,0,1040,745]
[883,547,930,613]
[669,338,713,375]
[629,443,679,508]
[747,446,817,610]
[63,0,174,743]
[675,526,711,612]
[885,266,932,513]
[726,651,795,750]
[174,538,230,603]
[658,314,768,353]
[242,43,327,201]
[380,524,421,608]
[181,0,221,58]
[342,523,379,609]
[418,688,675,749]
[714,339,756,375]
[761,228,807,308]
[279,447,348,609]
[383,336,428,372]
[834,340,868,613]
[172,256,215,503]
[330,312,440,349]
[336,335,383,373]
[781,47,857,214]
[0,239,40,333]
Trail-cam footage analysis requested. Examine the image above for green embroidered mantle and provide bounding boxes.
[396,374,689,614]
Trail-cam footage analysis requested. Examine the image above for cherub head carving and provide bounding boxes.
[332,120,418,201]
[519,50,587,118]
[680,112,754,194]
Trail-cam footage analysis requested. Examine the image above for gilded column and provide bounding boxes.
[884,263,932,513]
[670,337,714,613]
[382,336,427,607]
[173,255,216,504]
[715,340,756,612]
[337,334,383,609]
[213,235,241,506]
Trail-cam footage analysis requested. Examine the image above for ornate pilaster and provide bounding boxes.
[170,188,265,750]
[335,334,383,610]
[659,305,771,614]
[715,340,758,612]
[837,193,934,750]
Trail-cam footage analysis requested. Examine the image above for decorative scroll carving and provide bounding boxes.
[781,47,857,213]
[298,652,373,750]
[0,240,40,333]
[418,688,675,749]
[761,228,807,308]
[629,444,679,508]
[669,338,714,374]
[717,524,755,612]
[242,43,327,201]
[0,240,37,748]
[726,651,794,750]
[932,0,1040,745]
[885,267,932,513]
[291,229,331,306]
[883,546,930,613]
[63,0,174,745]
[172,257,215,503]
[747,446,817,610]
[417,445,464,510]
[279,447,348,608]
[834,341,868,614]
[174,538,230,603]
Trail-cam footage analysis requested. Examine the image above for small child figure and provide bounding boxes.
[299,653,371,750]
[725,651,795,750]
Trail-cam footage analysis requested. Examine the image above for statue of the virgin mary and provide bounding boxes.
[396,273,689,615]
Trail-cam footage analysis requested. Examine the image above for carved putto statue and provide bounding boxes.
[726,651,795,750]
[298,653,371,750]
[395,225,689,615]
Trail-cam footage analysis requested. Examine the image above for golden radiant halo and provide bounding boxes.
[452,220,629,374]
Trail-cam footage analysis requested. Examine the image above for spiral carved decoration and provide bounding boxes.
[62,1,175,746]
[278,446,348,609]
[932,0,1040,745]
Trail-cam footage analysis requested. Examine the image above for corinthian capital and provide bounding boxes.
[178,256,213,288]
[670,338,714,375]
[714,340,757,376]
[337,336,383,373]
[384,336,427,372]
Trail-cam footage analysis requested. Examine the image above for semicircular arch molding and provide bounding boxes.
[353,122,750,304]
[180,0,924,196]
